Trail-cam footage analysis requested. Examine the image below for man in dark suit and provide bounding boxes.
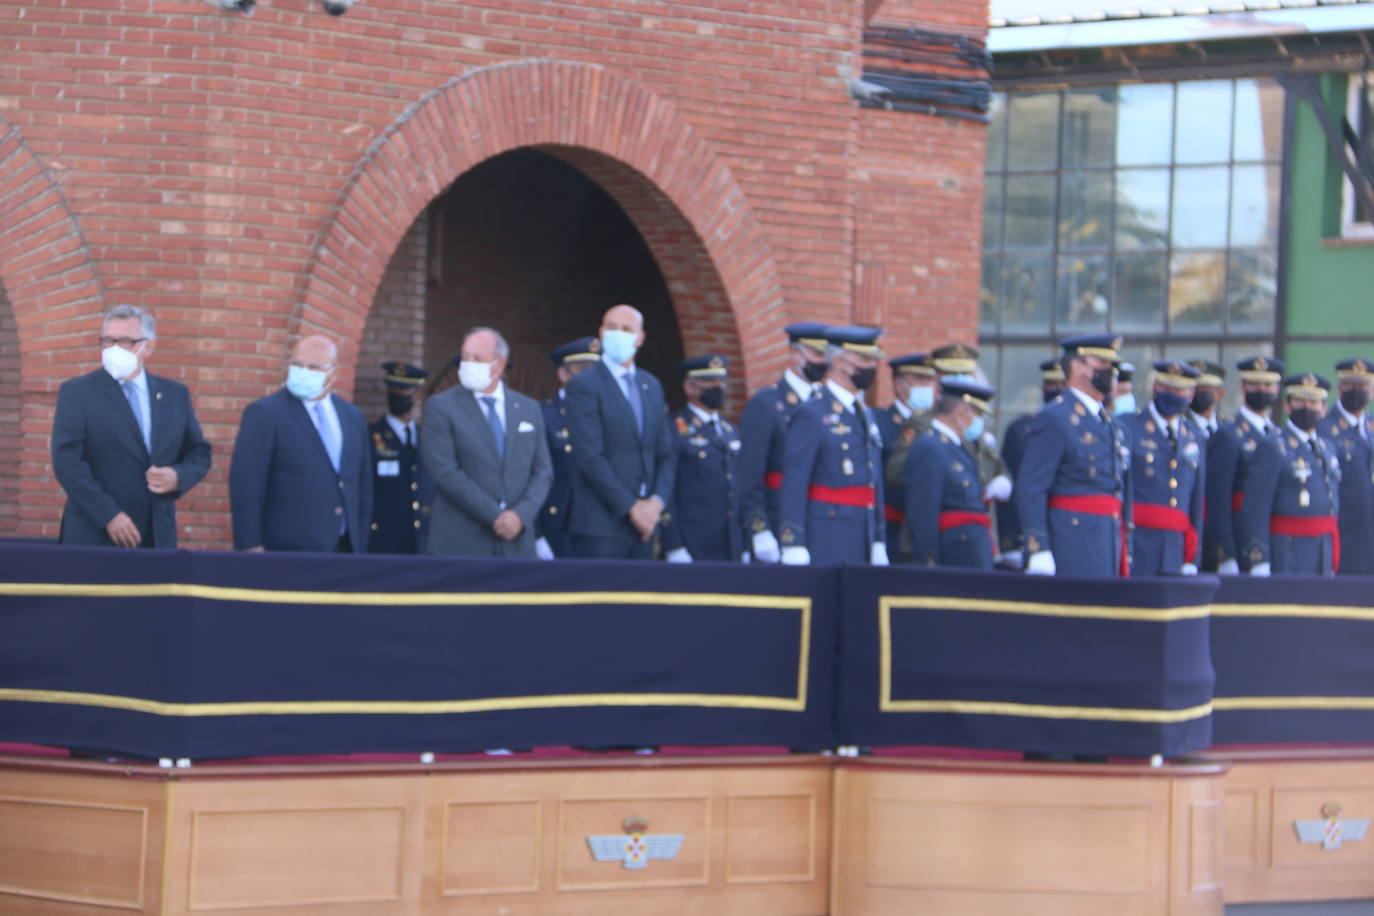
[535,337,601,559]
[52,305,212,548]
[229,334,372,553]
[662,354,744,563]
[565,303,675,559]
[421,327,553,558]
[367,360,433,554]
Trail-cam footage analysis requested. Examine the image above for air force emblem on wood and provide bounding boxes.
[1293,803,1370,851]
[587,815,684,869]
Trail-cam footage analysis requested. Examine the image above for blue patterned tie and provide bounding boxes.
[121,381,150,452]
[623,371,644,434]
[313,401,340,472]
[481,396,505,459]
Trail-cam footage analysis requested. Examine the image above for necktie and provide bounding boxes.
[481,395,505,459]
[1167,422,1177,448]
[313,401,340,472]
[403,424,413,449]
[623,371,644,434]
[121,381,150,452]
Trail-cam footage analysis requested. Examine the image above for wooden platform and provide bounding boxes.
[0,751,1246,916]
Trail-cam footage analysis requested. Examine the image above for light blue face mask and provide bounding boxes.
[1113,392,1137,415]
[907,386,934,412]
[601,329,638,364]
[286,365,328,401]
[964,415,985,442]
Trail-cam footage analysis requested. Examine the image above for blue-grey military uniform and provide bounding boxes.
[537,395,575,556]
[1240,422,1341,575]
[1014,335,1131,577]
[662,406,743,561]
[1120,404,1205,576]
[1319,404,1374,575]
[874,401,906,549]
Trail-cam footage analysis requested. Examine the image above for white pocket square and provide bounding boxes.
[517,420,535,433]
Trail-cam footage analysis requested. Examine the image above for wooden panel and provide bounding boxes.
[1223,789,1260,868]
[441,799,541,896]
[0,796,146,909]
[556,795,710,890]
[1189,800,1225,893]
[189,807,406,909]
[725,793,816,884]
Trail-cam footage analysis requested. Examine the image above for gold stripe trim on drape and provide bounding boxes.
[1211,604,1374,622]
[880,595,1211,622]
[880,698,1214,723]
[1213,696,1374,711]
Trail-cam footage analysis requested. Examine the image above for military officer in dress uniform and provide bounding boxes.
[1017,334,1132,577]
[368,360,432,553]
[874,353,937,562]
[662,355,744,563]
[738,322,830,563]
[1318,358,1374,574]
[778,325,889,566]
[1238,373,1341,576]
[903,377,999,569]
[1121,361,1205,576]
[1187,359,1227,440]
[1202,355,1284,573]
[996,358,1066,567]
[534,337,601,559]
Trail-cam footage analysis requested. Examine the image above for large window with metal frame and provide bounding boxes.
[980,78,1283,432]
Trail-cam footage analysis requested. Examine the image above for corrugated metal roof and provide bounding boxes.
[990,0,1374,28]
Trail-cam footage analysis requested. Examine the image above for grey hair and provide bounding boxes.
[103,305,156,341]
[465,326,509,360]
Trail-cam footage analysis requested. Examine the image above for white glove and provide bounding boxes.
[983,474,1013,502]
[870,542,890,566]
[1180,563,1198,576]
[982,430,998,449]
[666,547,693,563]
[781,546,812,566]
[999,549,1024,571]
[1217,558,1240,575]
[1250,562,1271,577]
[534,537,554,560]
[752,530,781,564]
[1026,550,1056,575]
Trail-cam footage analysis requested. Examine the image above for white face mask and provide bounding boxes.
[102,344,142,382]
[459,360,495,392]
[286,365,329,400]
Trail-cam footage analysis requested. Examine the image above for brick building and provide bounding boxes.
[0,0,988,547]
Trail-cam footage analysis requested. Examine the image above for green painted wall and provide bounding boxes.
[1283,72,1374,379]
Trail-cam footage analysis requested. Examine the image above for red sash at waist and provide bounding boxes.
[939,511,990,531]
[1232,491,1244,512]
[884,505,905,523]
[1270,514,1341,572]
[1133,503,1198,564]
[809,485,876,508]
[1049,494,1128,577]
[765,471,783,490]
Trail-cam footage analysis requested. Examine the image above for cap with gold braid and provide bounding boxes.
[786,322,830,353]
[1040,358,1066,383]
[939,376,997,414]
[381,360,427,389]
[824,325,883,357]
[678,354,729,379]
[1188,359,1225,388]
[1059,333,1123,363]
[1283,372,1331,401]
[548,336,601,367]
[1237,354,1284,384]
[1336,357,1374,380]
[931,343,979,376]
[1151,359,1201,389]
[890,353,936,379]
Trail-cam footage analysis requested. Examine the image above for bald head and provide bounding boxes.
[600,304,645,367]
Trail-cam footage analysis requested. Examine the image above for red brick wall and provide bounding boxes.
[0,283,17,537]
[0,0,986,547]
[354,210,428,423]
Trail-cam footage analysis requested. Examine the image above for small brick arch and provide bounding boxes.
[293,59,786,393]
[0,117,106,537]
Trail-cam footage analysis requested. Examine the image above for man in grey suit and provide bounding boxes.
[422,327,553,557]
[52,305,212,548]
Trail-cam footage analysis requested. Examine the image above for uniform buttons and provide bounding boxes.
[1070,518,1079,527]
[1169,479,1178,489]
[725,473,732,481]
[337,480,344,489]
[410,482,418,491]
[334,506,343,516]
[411,500,420,510]
[413,520,421,528]
[841,443,850,451]
[370,522,379,531]
[1169,497,1178,507]
[1170,459,1178,469]
[564,444,573,452]
[549,505,558,515]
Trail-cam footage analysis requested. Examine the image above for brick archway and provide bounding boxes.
[294,59,785,393]
[0,117,106,537]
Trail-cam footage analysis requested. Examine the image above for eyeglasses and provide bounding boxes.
[289,361,335,372]
[100,336,147,350]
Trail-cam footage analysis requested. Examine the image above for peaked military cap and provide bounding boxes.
[1237,355,1284,383]
[932,343,980,375]
[940,376,997,414]
[1188,359,1225,387]
[1336,357,1374,379]
[679,354,729,378]
[1039,358,1066,382]
[1283,372,1331,400]
[381,360,427,389]
[1060,333,1123,363]
[1152,359,1202,389]
[548,336,601,366]
[890,353,936,378]
[785,322,830,351]
[1117,361,1136,382]
[824,325,883,356]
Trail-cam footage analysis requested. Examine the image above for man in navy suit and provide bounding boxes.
[52,305,212,548]
[535,336,601,558]
[229,334,372,553]
[565,303,675,559]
